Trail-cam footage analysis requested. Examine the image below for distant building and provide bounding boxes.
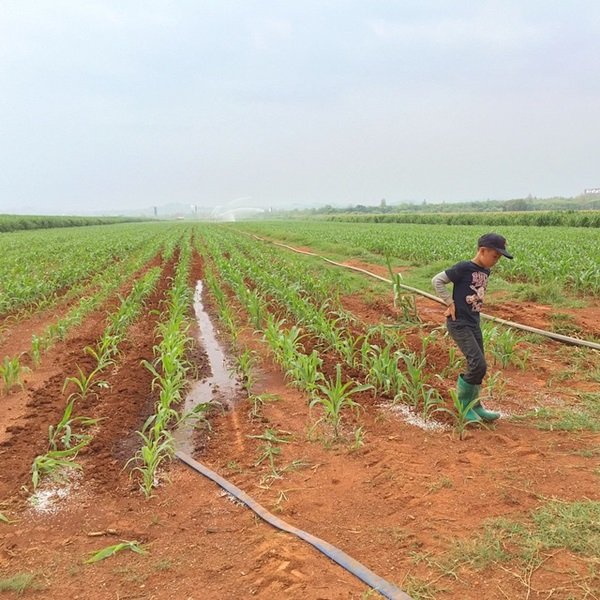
[583,188,600,194]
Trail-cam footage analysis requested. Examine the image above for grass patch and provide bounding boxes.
[532,500,600,555]
[528,392,599,432]
[572,446,600,458]
[418,500,600,580]
[511,282,587,308]
[550,312,583,336]
[401,574,441,600]
[0,573,39,593]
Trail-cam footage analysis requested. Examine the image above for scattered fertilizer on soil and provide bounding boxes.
[383,403,449,432]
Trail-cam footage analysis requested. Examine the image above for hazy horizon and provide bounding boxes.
[1,2,599,214]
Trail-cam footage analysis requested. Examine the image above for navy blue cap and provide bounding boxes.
[478,233,513,259]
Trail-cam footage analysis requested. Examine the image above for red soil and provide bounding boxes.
[0,246,598,600]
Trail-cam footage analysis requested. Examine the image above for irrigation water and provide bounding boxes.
[174,280,240,454]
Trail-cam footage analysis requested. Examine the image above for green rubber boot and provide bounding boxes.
[456,375,481,422]
[471,384,501,422]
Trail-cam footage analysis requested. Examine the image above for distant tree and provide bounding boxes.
[503,199,531,212]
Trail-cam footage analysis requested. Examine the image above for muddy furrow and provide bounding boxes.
[0,251,167,503]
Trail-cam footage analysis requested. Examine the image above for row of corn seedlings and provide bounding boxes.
[30,264,164,490]
[229,220,600,295]
[0,233,181,397]
[199,232,377,439]
[128,237,200,497]
[0,223,181,317]
[202,229,447,423]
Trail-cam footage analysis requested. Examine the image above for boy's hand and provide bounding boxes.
[444,302,456,321]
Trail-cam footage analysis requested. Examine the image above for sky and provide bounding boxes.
[1,1,599,214]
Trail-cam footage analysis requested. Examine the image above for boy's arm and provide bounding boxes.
[432,271,456,320]
[431,271,453,306]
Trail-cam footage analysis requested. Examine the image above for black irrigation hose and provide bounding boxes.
[250,235,600,352]
[176,451,413,600]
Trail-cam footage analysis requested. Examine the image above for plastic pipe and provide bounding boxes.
[252,236,600,352]
[176,451,412,600]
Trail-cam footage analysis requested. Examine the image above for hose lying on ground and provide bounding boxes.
[252,236,600,352]
[176,451,413,600]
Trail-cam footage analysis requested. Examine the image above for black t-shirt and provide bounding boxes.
[445,261,490,325]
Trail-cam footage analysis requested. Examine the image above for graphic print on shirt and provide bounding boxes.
[465,271,488,312]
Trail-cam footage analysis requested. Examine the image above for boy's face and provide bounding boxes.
[478,247,502,268]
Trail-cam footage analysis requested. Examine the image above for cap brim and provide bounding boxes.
[496,248,513,259]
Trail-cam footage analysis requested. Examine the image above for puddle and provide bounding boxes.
[174,280,241,454]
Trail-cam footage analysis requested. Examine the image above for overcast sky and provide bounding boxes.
[1,1,599,213]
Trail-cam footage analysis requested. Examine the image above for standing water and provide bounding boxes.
[174,280,240,454]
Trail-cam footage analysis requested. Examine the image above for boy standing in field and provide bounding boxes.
[431,233,513,422]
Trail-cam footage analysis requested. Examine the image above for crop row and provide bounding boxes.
[30,263,164,490]
[199,229,448,432]
[0,223,182,316]
[230,220,600,295]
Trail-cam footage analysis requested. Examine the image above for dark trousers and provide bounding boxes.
[446,320,487,385]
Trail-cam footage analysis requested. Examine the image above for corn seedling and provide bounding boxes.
[0,512,13,524]
[47,397,99,451]
[364,343,403,396]
[442,344,463,377]
[385,254,420,323]
[483,371,506,403]
[285,350,324,398]
[232,348,258,392]
[0,355,29,394]
[128,424,176,497]
[482,323,529,369]
[85,344,116,372]
[421,387,444,421]
[30,335,43,367]
[310,364,372,440]
[248,392,279,420]
[350,426,366,450]
[249,429,291,483]
[435,390,483,440]
[62,365,107,403]
[85,540,147,564]
[31,441,88,489]
[246,288,264,328]
[395,352,429,408]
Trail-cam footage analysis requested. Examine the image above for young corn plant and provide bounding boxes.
[421,387,444,421]
[248,392,280,420]
[249,428,292,486]
[0,355,29,394]
[395,352,429,409]
[31,442,88,489]
[436,389,483,440]
[85,540,147,564]
[441,344,463,378]
[47,397,99,451]
[364,343,403,397]
[483,371,506,404]
[231,348,258,393]
[62,365,108,404]
[385,254,420,324]
[246,288,264,329]
[30,336,44,367]
[131,245,194,496]
[285,350,324,398]
[310,364,372,440]
[129,423,176,497]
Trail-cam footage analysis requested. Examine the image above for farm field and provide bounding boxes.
[0,221,599,600]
